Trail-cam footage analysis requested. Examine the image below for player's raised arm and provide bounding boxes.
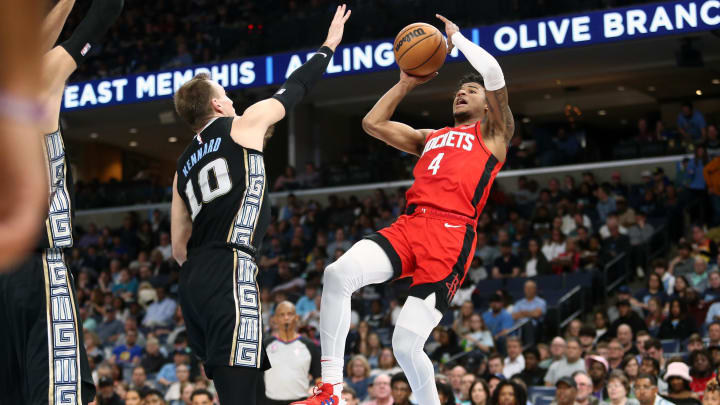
[231,4,351,151]
[40,0,76,52]
[361,71,436,157]
[437,14,515,149]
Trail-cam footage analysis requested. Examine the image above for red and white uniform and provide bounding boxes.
[369,121,503,309]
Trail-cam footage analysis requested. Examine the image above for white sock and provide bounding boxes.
[318,240,394,396]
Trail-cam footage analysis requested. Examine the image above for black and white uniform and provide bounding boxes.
[262,336,321,404]
[0,129,96,405]
[176,117,271,377]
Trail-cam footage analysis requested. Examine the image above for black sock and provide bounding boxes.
[60,0,124,65]
[212,366,260,405]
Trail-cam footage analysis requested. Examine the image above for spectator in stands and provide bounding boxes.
[483,294,514,337]
[438,379,456,405]
[541,337,568,369]
[596,186,617,224]
[709,322,720,346]
[633,274,668,311]
[690,350,715,396]
[488,353,505,380]
[641,355,668,394]
[142,286,177,329]
[677,102,707,143]
[628,211,654,275]
[390,373,412,405]
[430,327,462,365]
[295,284,318,318]
[616,325,637,355]
[621,355,640,386]
[448,365,468,402]
[587,355,609,401]
[692,226,718,261]
[606,370,638,405]
[552,376,579,405]
[97,305,125,345]
[156,349,190,389]
[112,328,142,369]
[644,340,666,373]
[704,155,720,225]
[189,389,213,405]
[513,347,546,386]
[345,355,372,401]
[575,371,600,405]
[543,229,567,262]
[129,365,155,392]
[645,297,665,337]
[601,218,631,265]
[688,146,710,223]
[580,325,597,354]
[155,232,172,261]
[464,313,495,353]
[297,162,322,189]
[142,389,166,405]
[97,376,123,405]
[461,373,477,405]
[523,238,551,277]
[342,384,359,405]
[610,299,647,337]
[469,379,491,405]
[596,311,611,341]
[274,166,300,191]
[635,374,674,405]
[565,320,582,341]
[493,242,522,279]
[141,336,167,375]
[671,276,691,301]
[504,337,525,379]
[363,373,393,405]
[327,228,353,257]
[607,340,625,370]
[689,258,710,293]
[371,348,401,377]
[703,271,720,302]
[670,243,695,277]
[125,389,142,405]
[635,331,651,362]
[688,334,705,354]
[654,260,676,296]
[545,338,586,386]
[704,382,720,405]
[163,363,190,404]
[663,361,701,405]
[477,232,501,269]
[491,380,527,405]
[659,298,697,340]
[512,280,547,326]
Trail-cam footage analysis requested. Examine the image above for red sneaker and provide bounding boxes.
[290,382,341,405]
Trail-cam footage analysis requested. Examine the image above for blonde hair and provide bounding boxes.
[346,354,371,378]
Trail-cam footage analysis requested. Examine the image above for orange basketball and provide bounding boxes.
[393,22,447,77]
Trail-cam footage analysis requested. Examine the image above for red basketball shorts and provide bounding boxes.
[365,205,477,313]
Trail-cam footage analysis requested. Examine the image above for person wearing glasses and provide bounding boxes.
[635,373,674,405]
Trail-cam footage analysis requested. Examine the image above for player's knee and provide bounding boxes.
[391,327,414,363]
[322,261,353,293]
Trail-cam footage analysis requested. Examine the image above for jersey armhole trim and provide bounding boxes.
[474,120,492,156]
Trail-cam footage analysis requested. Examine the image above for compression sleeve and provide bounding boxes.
[451,32,505,91]
[60,0,124,65]
[272,46,334,111]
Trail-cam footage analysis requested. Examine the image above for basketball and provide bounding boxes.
[393,22,447,77]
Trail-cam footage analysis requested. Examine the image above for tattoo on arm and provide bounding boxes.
[487,87,515,145]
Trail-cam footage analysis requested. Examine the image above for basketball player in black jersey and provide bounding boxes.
[170,5,351,404]
[0,0,123,403]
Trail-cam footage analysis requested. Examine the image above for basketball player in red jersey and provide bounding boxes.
[293,15,513,405]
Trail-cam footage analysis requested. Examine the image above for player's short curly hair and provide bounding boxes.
[457,72,485,89]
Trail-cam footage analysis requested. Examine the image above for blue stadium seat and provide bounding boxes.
[534,274,563,291]
[565,271,593,289]
[506,277,530,292]
[529,386,556,403]
[661,339,679,353]
[541,290,568,306]
[535,396,556,405]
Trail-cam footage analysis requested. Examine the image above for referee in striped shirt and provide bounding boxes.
[262,301,321,405]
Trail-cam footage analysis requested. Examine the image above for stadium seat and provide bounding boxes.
[534,275,562,291]
[661,339,679,353]
[476,279,504,295]
[536,396,556,405]
[564,272,593,289]
[506,277,530,291]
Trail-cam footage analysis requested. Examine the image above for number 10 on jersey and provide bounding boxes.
[428,153,444,175]
[185,158,233,219]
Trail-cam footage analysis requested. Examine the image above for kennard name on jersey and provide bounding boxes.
[176,117,271,257]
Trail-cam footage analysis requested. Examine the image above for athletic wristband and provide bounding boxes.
[0,92,46,123]
[272,46,334,111]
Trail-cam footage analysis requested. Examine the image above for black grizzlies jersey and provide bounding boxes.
[38,129,75,249]
[176,117,271,257]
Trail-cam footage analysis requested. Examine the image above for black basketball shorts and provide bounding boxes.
[0,249,96,405]
[179,247,270,378]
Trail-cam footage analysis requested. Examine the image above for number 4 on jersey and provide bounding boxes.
[428,153,444,175]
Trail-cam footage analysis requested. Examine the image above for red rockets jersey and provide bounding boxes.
[405,121,504,220]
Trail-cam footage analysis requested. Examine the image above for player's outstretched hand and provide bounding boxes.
[322,4,351,51]
[400,70,438,88]
[436,14,459,53]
